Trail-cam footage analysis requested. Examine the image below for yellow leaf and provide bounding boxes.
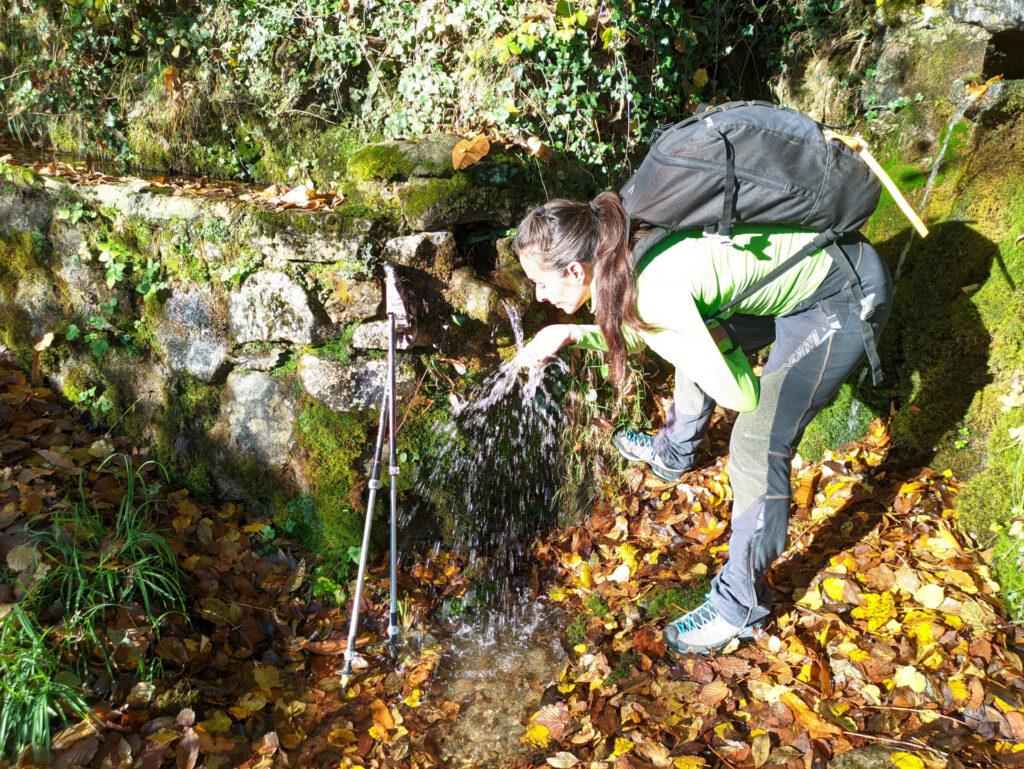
[890,752,925,769]
[822,577,846,602]
[673,759,707,769]
[692,68,709,88]
[522,723,551,748]
[893,665,927,693]
[403,689,422,708]
[611,738,634,757]
[452,134,490,170]
[796,586,823,611]
[617,542,638,573]
[947,677,969,703]
[851,591,896,632]
[548,587,568,601]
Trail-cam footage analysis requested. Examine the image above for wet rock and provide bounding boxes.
[213,370,297,468]
[155,285,231,382]
[231,343,286,372]
[949,0,1024,32]
[446,268,499,323]
[320,273,382,325]
[229,270,323,345]
[298,354,416,413]
[382,231,457,278]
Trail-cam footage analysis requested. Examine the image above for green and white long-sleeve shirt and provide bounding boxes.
[573,226,834,412]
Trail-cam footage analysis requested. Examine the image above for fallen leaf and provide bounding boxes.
[452,134,490,170]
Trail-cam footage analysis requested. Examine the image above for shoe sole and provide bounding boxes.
[666,624,763,656]
[611,436,684,482]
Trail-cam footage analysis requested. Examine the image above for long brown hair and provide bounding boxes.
[513,191,652,392]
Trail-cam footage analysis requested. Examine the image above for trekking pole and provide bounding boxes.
[340,264,415,686]
[387,309,400,660]
[340,369,389,686]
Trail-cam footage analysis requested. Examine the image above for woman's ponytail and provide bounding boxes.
[513,191,650,394]
[589,191,650,392]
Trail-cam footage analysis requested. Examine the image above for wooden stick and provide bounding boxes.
[823,130,930,239]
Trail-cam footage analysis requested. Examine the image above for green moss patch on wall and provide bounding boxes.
[290,400,376,566]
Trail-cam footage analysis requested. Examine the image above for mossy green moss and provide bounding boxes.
[348,144,416,183]
[0,229,53,366]
[640,577,710,620]
[153,375,222,500]
[991,523,1024,621]
[565,613,589,647]
[798,381,881,461]
[397,173,474,225]
[291,401,376,560]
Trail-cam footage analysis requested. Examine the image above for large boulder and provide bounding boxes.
[229,270,324,345]
[154,285,231,382]
[298,354,416,412]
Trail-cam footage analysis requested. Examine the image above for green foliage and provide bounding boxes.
[29,456,187,674]
[3,454,184,760]
[1,1,873,185]
[0,607,92,762]
[798,380,881,461]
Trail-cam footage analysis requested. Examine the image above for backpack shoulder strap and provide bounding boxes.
[707,229,839,322]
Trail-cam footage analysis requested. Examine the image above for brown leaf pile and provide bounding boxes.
[524,422,1024,768]
[3,344,1023,769]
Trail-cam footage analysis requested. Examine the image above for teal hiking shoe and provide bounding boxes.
[663,599,762,655]
[611,429,686,482]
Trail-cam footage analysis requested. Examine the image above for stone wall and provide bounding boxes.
[0,135,539,565]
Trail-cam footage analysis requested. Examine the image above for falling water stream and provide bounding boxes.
[894,89,990,281]
[409,304,570,766]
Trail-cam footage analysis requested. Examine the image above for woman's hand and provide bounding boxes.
[515,324,580,369]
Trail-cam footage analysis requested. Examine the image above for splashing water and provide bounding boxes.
[433,600,566,768]
[501,299,525,350]
[894,94,976,281]
[406,358,568,620]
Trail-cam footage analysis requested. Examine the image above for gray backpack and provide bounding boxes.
[619,100,884,382]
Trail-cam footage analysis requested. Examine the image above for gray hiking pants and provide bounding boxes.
[652,233,893,627]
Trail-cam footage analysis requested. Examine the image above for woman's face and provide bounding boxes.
[519,251,592,314]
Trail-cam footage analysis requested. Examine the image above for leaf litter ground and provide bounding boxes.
[1,351,1022,769]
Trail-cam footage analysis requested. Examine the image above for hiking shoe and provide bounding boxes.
[663,599,760,655]
[611,429,685,482]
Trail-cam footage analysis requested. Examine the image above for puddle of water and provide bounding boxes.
[431,599,566,768]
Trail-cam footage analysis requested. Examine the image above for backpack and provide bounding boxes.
[618,100,886,383]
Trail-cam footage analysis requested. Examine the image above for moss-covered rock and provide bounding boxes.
[291,400,377,561]
[397,172,525,231]
[798,381,883,461]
